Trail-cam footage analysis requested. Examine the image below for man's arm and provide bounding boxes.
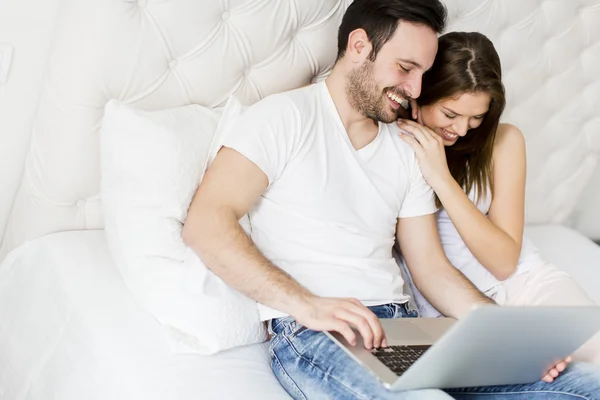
[182,146,384,348]
[396,214,494,318]
[183,146,316,314]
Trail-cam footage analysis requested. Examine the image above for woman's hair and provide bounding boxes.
[418,32,506,207]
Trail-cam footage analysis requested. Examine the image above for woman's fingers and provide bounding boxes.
[398,119,437,145]
[399,133,423,154]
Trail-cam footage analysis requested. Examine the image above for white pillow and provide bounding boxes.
[100,98,265,355]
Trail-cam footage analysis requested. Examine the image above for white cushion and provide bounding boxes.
[100,98,265,355]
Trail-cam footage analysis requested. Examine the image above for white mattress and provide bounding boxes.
[0,230,290,400]
[0,226,598,399]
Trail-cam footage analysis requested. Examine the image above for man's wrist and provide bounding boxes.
[285,289,317,320]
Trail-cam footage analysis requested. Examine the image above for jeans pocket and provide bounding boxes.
[269,317,291,350]
[393,302,419,318]
[271,316,294,335]
[288,321,307,338]
[270,317,307,349]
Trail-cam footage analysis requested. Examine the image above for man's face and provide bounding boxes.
[346,22,438,123]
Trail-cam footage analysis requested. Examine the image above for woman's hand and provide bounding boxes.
[397,119,453,189]
[542,356,572,383]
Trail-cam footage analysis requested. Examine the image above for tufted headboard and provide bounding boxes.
[1,0,599,258]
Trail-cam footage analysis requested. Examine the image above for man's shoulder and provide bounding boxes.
[242,84,318,122]
[381,122,417,161]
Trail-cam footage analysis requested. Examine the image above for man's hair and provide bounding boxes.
[336,0,447,62]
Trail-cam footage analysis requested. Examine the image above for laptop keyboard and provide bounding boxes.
[371,345,431,376]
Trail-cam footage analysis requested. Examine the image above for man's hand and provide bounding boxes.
[542,356,572,382]
[293,296,386,350]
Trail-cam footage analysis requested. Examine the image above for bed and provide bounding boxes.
[1,0,599,399]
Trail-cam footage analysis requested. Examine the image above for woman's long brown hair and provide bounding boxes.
[418,32,506,207]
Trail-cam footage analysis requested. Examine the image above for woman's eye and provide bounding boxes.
[444,113,456,119]
[400,65,410,73]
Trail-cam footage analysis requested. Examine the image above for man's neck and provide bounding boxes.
[325,71,379,151]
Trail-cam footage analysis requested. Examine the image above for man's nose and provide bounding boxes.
[407,75,422,99]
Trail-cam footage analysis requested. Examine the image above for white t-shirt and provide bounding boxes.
[223,82,437,320]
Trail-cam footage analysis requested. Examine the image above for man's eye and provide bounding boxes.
[400,65,410,73]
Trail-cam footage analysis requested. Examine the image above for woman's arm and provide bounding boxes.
[431,123,526,280]
[397,120,526,281]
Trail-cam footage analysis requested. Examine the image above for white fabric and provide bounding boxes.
[572,167,600,239]
[223,82,436,320]
[3,0,600,259]
[0,0,353,257]
[1,0,600,397]
[525,224,600,306]
[100,99,264,354]
[0,0,61,247]
[0,230,290,400]
[0,228,597,399]
[0,43,13,84]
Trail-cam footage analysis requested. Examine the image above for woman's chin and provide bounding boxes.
[443,139,457,147]
[432,130,456,147]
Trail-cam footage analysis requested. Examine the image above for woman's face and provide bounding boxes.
[419,91,491,146]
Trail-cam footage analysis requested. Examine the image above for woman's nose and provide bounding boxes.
[453,119,469,136]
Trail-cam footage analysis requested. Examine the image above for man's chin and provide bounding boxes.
[378,110,400,124]
[380,116,397,124]
[365,104,398,124]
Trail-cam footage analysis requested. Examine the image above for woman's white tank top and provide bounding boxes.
[400,186,544,318]
[436,187,542,293]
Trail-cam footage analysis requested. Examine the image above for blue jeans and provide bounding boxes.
[268,303,600,399]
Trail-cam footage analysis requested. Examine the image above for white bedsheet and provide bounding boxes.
[1,226,598,400]
[525,224,600,305]
[0,230,290,400]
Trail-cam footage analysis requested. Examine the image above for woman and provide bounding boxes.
[396,31,600,367]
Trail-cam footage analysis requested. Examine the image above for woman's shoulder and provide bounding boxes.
[493,123,526,156]
[495,123,525,144]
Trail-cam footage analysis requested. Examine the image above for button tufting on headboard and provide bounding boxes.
[1,0,599,258]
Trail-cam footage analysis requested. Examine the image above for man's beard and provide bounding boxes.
[346,61,404,124]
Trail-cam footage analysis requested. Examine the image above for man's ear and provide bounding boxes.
[346,28,373,63]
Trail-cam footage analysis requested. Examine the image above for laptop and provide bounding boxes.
[325,305,600,391]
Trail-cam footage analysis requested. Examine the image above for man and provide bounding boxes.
[183,0,600,398]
